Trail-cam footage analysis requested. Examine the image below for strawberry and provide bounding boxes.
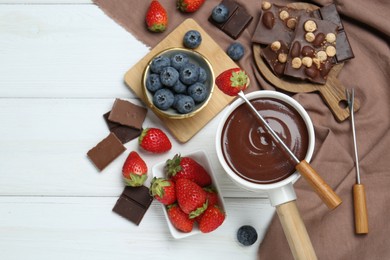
[165,154,212,187]
[175,178,208,218]
[198,205,226,233]
[167,204,195,233]
[215,68,249,96]
[150,177,176,205]
[145,0,168,32]
[204,186,219,207]
[139,128,172,153]
[122,151,148,187]
[177,0,205,13]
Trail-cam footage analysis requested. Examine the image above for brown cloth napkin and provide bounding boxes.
[93,0,390,259]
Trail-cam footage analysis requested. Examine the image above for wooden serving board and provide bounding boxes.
[253,3,360,122]
[124,19,236,143]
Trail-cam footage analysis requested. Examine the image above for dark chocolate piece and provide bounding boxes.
[252,3,309,45]
[108,99,147,129]
[87,132,126,171]
[103,112,142,144]
[284,15,338,84]
[209,0,253,39]
[112,186,153,226]
[261,40,290,77]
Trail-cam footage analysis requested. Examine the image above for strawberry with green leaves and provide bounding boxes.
[167,203,195,233]
[198,205,226,233]
[150,177,176,205]
[215,68,249,96]
[175,178,208,218]
[139,128,172,153]
[145,0,168,32]
[204,186,219,207]
[122,151,148,187]
[177,0,205,13]
[165,154,212,187]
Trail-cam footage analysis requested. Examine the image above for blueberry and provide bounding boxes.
[153,88,174,110]
[174,94,195,114]
[237,225,258,246]
[146,73,163,92]
[227,42,245,61]
[211,4,229,23]
[172,80,187,94]
[150,56,170,74]
[159,67,179,87]
[198,66,207,83]
[183,30,202,49]
[180,63,200,85]
[188,82,208,103]
[171,53,189,70]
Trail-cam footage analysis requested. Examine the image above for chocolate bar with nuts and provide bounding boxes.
[252,2,310,46]
[261,40,290,77]
[284,15,338,84]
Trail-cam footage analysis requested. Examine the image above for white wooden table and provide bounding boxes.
[0,1,275,259]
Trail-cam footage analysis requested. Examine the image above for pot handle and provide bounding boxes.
[276,200,317,260]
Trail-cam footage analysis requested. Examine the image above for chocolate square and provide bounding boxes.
[112,186,153,226]
[108,99,147,129]
[261,41,290,77]
[103,112,142,144]
[87,132,126,171]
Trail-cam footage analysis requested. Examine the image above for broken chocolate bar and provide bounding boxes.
[261,40,290,77]
[284,15,338,84]
[112,186,153,226]
[209,0,253,39]
[108,99,147,129]
[87,132,126,171]
[103,112,142,144]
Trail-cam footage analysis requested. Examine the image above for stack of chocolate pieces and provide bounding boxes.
[252,2,354,84]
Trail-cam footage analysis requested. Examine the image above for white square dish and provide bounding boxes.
[152,150,227,239]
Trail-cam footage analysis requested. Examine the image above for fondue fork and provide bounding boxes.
[346,89,369,234]
[237,91,342,209]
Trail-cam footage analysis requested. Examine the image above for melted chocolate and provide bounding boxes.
[221,98,309,184]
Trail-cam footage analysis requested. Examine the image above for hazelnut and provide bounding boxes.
[279,10,289,21]
[286,18,297,29]
[278,53,287,63]
[302,57,313,67]
[305,32,315,43]
[326,33,337,43]
[291,57,302,69]
[317,51,328,62]
[262,1,272,10]
[313,58,321,69]
[326,46,337,57]
[304,20,317,32]
[270,41,281,51]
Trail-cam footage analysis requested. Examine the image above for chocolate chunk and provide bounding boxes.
[103,112,142,144]
[318,4,343,31]
[209,0,253,39]
[334,30,354,63]
[112,186,153,226]
[261,40,289,77]
[87,132,126,171]
[108,99,147,129]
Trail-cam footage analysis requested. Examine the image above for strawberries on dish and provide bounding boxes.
[167,203,195,233]
[175,178,208,218]
[150,177,176,205]
[198,205,226,233]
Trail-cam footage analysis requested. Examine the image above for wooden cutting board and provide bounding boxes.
[124,19,236,143]
[252,2,360,122]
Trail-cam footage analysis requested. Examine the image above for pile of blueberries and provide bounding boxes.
[146,51,209,114]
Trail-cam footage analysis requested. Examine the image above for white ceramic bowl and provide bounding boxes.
[152,150,227,239]
[215,91,315,195]
[142,47,215,119]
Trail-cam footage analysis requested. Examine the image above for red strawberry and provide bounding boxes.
[122,151,148,187]
[175,178,208,218]
[204,186,219,207]
[167,204,195,233]
[198,205,226,233]
[165,154,212,187]
[177,0,205,13]
[139,128,172,153]
[215,68,249,96]
[146,0,168,32]
[150,177,176,205]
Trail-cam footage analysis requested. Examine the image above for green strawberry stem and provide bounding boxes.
[150,177,171,197]
[165,154,182,177]
[230,70,248,87]
[189,200,208,219]
[124,174,148,187]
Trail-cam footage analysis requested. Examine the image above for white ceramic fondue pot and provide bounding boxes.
[216,90,317,260]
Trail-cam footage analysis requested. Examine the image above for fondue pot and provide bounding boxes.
[216,90,317,259]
